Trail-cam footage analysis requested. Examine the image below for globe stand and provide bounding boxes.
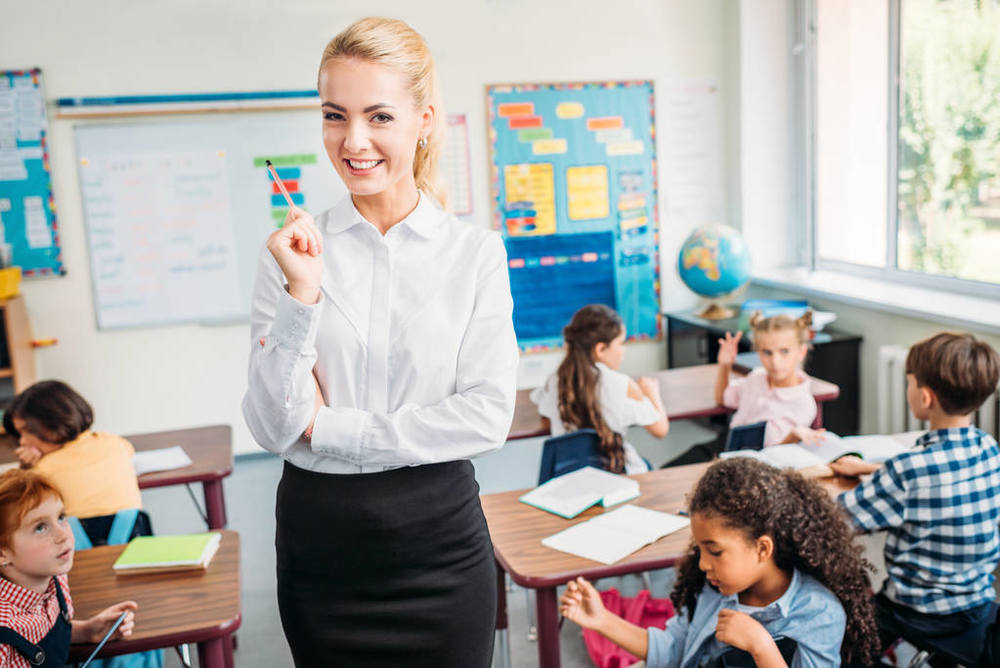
[698,302,736,320]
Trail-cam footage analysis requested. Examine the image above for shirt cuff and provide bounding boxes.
[271,288,323,352]
[645,628,663,667]
[310,406,370,461]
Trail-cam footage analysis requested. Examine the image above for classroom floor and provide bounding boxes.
[142,420,713,667]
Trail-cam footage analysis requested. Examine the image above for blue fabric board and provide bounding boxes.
[488,82,659,350]
[0,69,63,275]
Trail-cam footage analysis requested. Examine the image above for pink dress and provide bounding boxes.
[722,368,817,446]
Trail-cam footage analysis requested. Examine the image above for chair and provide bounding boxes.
[723,421,766,452]
[538,429,609,485]
[710,636,798,667]
[900,600,998,667]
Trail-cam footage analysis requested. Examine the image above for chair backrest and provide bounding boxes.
[724,421,767,452]
[538,429,609,485]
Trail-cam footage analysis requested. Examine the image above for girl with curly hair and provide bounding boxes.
[531,304,668,474]
[560,458,880,666]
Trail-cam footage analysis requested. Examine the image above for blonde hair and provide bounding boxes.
[748,311,813,347]
[319,17,447,208]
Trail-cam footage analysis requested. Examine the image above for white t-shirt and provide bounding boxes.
[530,362,663,474]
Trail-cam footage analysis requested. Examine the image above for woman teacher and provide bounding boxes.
[242,17,518,667]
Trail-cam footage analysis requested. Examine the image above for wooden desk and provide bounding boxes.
[0,424,233,529]
[508,364,841,440]
[67,530,241,668]
[483,463,857,668]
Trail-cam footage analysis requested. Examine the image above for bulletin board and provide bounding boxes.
[487,81,659,351]
[0,69,64,275]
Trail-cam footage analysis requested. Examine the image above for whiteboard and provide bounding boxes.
[74,112,347,329]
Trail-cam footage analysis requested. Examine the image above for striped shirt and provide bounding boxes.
[838,427,1000,614]
[0,575,73,668]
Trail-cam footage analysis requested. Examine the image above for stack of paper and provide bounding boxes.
[112,532,221,575]
[519,467,639,519]
[721,433,911,471]
[542,505,690,564]
[132,446,193,476]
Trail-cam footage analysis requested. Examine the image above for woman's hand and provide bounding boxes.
[74,600,137,644]
[717,331,743,367]
[829,455,881,477]
[559,577,608,631]
[266,206,324,305]
[15,445,41,466]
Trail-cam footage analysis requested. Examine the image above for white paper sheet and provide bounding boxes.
[541,505,689,565]
[132,446,193,476]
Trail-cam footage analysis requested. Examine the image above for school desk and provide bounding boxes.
[0,424,233,529]
[481,440,927,668]
[67,529,241,668]
[508,364,841,440]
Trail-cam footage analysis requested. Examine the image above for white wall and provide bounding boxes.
[2,0,740,454]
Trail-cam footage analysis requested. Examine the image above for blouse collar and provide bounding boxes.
[324,190,446,240]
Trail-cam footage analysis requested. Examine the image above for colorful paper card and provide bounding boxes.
[488,81,659,350]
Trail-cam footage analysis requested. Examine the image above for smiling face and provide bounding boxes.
[0,494,74,592]
[754,329,808,387]
[318,58,433,205]
[690,511,772,599]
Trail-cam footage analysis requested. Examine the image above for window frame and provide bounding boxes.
[803,0,1000,299]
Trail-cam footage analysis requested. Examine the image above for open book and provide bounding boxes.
[519,466,639,519]
[542,505,690,564]
[721,433,911,473]
[112,532,221,575]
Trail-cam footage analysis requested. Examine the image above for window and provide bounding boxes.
[812,0,1000,290]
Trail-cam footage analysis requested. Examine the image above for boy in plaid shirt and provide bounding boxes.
[835,333,1000,665]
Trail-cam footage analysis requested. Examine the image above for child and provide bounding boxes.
[0,469,137,667]
[2,381,144,545]
[531,304,668,474]
[836,332,1000,664]
[560,458,879,667]
[665,312,823,467]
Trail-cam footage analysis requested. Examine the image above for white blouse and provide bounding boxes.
[242,193,520,474]
[530,362,662,474]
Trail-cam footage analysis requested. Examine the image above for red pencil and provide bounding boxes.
[265,160,295,209]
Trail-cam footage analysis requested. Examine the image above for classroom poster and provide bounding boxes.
[0,69,64,275]
[487,81,659,351]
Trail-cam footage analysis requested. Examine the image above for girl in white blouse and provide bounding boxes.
[241,17,518,668]
[531,305,668,474]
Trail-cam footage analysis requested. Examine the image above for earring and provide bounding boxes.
[417,136,428,149]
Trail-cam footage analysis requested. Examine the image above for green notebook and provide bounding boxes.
[112,532,221,574]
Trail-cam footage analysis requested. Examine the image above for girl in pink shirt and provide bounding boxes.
[664,312,823,467]
[715,312,823,447]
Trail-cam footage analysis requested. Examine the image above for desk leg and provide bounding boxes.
[812,402,824,429]
[198,638,226,668]
[223,633,235,668]
[203,479,227,529]
[495,561,511,668]
[535,586,560,668]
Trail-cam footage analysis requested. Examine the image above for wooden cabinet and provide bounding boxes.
[0,295,35,405]
[665,310,862,435]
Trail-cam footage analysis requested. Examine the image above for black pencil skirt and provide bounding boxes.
[275,459,497,667]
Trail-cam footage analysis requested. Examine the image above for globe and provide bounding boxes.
[677,224,751,319]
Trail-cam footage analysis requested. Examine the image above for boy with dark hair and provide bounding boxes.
[837,332,1000,665]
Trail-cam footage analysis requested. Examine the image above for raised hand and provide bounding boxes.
[266,206,324,304]
[717,331,743,366]
[559,577,608,631]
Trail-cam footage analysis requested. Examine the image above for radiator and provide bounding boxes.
[877,344,1000,439]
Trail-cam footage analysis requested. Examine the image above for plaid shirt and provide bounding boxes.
[839,427,1000,615]
[0,575,73,668]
